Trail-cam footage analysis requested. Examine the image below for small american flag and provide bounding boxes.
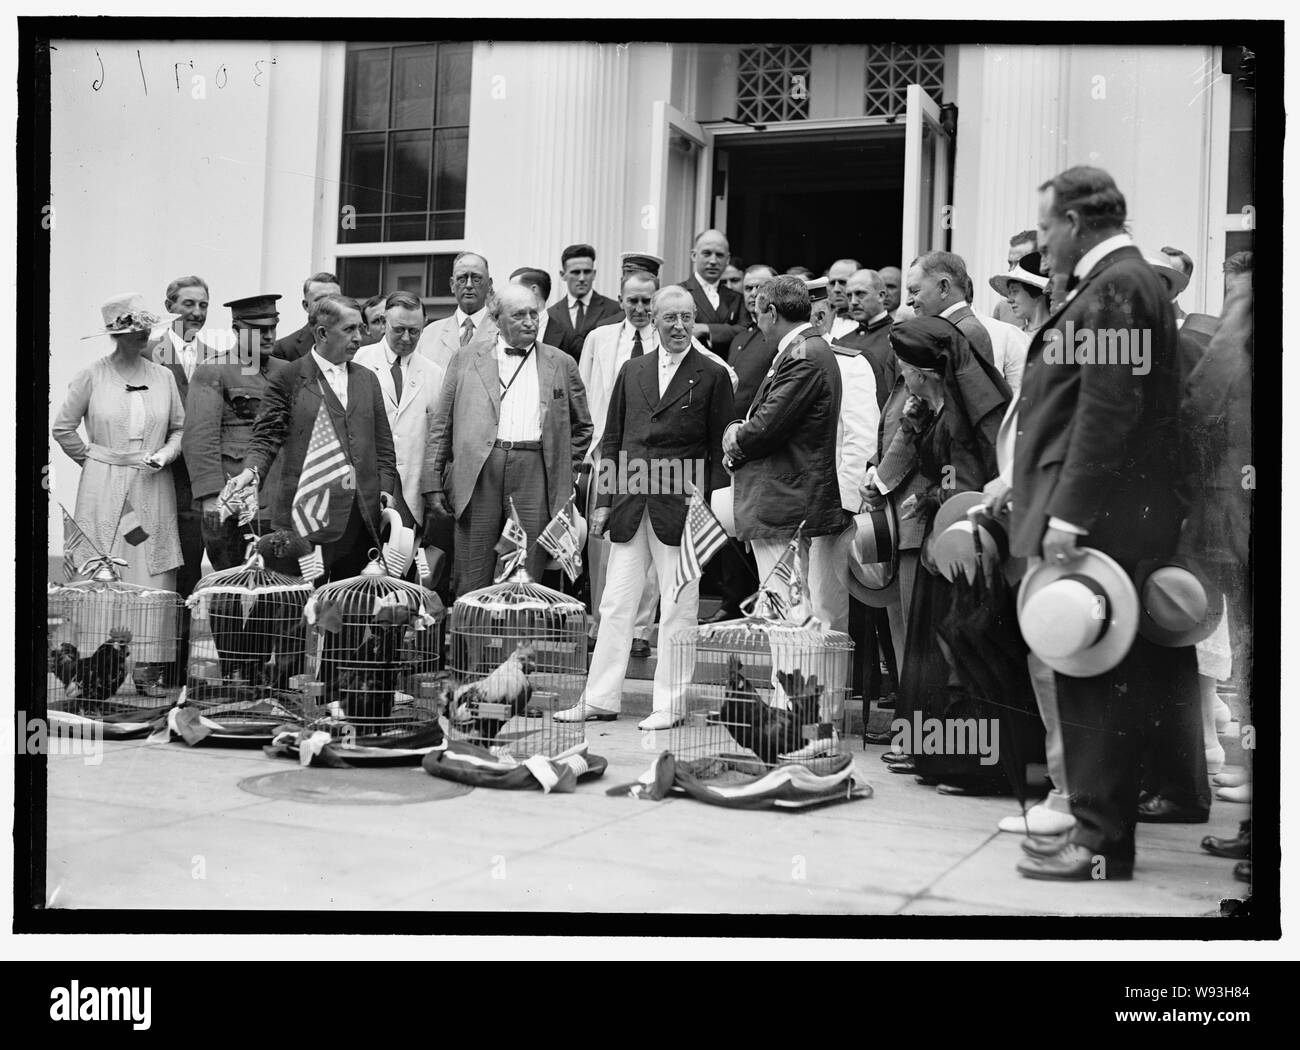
[61,506,98,579]
[291,401,352,538]
[674,488,727,600]
[299,546,325,582]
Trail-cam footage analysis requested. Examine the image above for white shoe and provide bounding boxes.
[637,710,685,731]
[1213,769,1249,788]
[779,734,839,762]
[552,703,619,723]
[1214,699,1233,733]
[1205,745,1226,776]
[1216,782,1252,804]
[998,804,1077,836]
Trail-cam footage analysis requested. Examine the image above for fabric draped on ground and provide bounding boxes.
[422,739,607,792]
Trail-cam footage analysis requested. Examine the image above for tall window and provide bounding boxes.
[339,42,472,244]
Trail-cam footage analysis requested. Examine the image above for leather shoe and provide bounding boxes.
[629,639,651,659]
[703,604,743,624]
[887,759,917,775]
[1137,795,1210,824]
[552,704,618,723]
[1017,843,1134,881]
[1233,860,1251,883]
[880,750,910,764]
[936,780,1007,797]
[1020,833,1070,858]
[864,731,896,746]
[1201,820,1251,859]
[638,710,685,731]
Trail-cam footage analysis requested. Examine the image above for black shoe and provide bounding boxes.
[881,750,910,764]
[875,693,897,710]
[1233,860,1251,883]
[1017,843,1134,881]
[936,780,1009,797]
[864,730,895,746]
[1020,833,1070,858]
[703,604,743,624]
[1137,795,1210,824]
[1202,820,1251,859]
[913,774,941,786]
[629,639,651,659]
[887,759,918,775]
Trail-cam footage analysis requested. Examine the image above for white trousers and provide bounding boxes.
[805,525,854,633]
[585,511,699,713]
[587,532,659,640]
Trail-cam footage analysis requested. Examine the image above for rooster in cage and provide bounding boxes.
[718,656,824,764]
[316,599,416,720]
[436,641,537,742]
[207,591,308,692]
[50,628,133,703]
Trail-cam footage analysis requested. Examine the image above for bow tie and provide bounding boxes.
[504,346,531,357]
[1065,274,1081,292]
[125,384,149,392]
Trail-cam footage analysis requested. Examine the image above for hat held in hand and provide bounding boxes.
[1134,558,1224,647]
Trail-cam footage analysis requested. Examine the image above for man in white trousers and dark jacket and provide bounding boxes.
[555,285,734,730]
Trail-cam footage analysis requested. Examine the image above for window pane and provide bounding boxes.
[383,215,427,242]
[388,130,431,213]
[345,48,390,131]
[341,133,385,216]
[383,256,428,297]
[433,127,468,212]
[339,215,382,245]
[436,43,472,126]
[392,45,436,129]
[337,257,382,298]
[1225,231,1253,260]
[430,254,455,292]
[430,213,465,240]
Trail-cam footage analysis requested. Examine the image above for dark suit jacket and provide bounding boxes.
[1010,244,1182,566]
[730,325,776,414]
[272,323,314,363]
[730,328,847,540]
[145,330,224,519]
[243,354,399,546]
[595,346,733,545]
[422,341,593,519]
[832,313,897,409]
[545,292,623,361]
[943,304,995,368]
[681,274,746,360]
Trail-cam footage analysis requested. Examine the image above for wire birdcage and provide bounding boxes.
[440,571,590,759]
[183,550,315,735]
[302,551,446,743]
[46,556,184,718]
[661,608,855,784]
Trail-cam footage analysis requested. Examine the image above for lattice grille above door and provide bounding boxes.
[864,44,945,117]
[736,44,812,124]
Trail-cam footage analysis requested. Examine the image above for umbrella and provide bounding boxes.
[936,514,1043,817]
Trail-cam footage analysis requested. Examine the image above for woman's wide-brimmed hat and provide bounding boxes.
[930,491,1014,584]
[1017,547,1139,677]
[82,292,177,340]
[1133,557,1224,647]
[848,502,899,608]
[989,251,1050,299]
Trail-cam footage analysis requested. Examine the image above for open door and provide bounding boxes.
[900,83,954,269]
[647,101,714,277]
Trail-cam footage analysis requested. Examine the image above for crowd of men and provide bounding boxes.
[79,162,1252,885]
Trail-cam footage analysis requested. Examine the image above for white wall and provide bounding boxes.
[48,39,328,550]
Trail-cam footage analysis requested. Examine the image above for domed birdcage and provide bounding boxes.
[45,555,184,723]
[300,549,446,747]
[656,593,859,801]
[180,549,316,742]
[440,570,590,760]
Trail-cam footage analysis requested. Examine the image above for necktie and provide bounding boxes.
[574,298,586,331]
[460,317,475,346]
[1066,274,1080,292]
[504,346,529,357]
[389,357,403,403]
[631,329,644,358]
[182,344,196,381]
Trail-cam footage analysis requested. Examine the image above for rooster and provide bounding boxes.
[317,599,414,721]
[51,628,133,704]
[717,656,823,764]
[437,642,537,743]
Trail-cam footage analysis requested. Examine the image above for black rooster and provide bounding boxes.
[326,602,414,721]
[52,628,132,703]
[717,656,823,764]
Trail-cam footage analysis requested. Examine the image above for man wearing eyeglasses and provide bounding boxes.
[414,251,499,369]
[353,291,446,536]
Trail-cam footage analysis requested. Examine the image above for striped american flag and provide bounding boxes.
[62,506,98,580]
[674,488,727,600]
[291,401,352,537]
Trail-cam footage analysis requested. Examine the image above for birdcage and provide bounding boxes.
[299,550,446,747]
[46,555,184,722]
[659,603,857,793]
[440,571,590,760]
[180,550,315,741]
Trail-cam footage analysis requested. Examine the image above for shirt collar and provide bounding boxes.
[311,347,345,375]
[570,292,592,308]
[496,334,535,356]
[867,310,890,327]
[383,342,407,367]
[939,300,968,319]
[777,321,813,354]
[168,327,197,351]
[455,305,488,327]
[1073,232,1135,284]
[696,274,719,294]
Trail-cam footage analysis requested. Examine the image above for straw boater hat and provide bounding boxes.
[380,507,418,579]
[82,292,178,340]
[848,502,899,608]
[1017,548,1139,677]
[710,485,737,538]
[989,252,1050,299]
[1133,557,1224,647]
[929,492,1014,584]
[1143,253,1190,297]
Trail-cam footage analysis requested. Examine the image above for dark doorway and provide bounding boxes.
[717,127,905,275]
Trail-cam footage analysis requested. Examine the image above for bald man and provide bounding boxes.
[825,258,862,341]
[680,229,747,360]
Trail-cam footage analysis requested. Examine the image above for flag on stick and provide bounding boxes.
[674,487,728,600]
[61,506,99,579]
[299,546,325,582]
[291,401,352,537]
[120,497,150,546]
[494,497,529,582]
[538,498,584,582]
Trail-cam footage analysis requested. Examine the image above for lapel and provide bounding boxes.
[397,355,425,418]
[686,276,719,323]
[365,347,398,407]
[535,343,558,426]
[473,343,502,419]
[653,346,702,416]
[636,350,661,412]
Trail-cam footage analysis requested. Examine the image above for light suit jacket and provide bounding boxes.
[414,310,499,371]
[353,340,447,523]
[422,340,593,519]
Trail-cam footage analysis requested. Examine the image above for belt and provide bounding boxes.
[493,439,542,451]
[85,443,150,467]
